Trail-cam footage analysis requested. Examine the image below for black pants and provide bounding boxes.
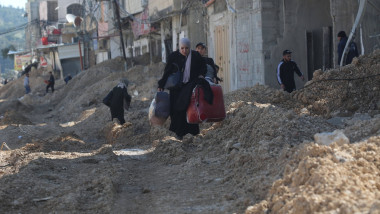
[46,83,54,93]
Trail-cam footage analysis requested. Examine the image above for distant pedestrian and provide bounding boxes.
[106,78,131,125]
[337,31,359,66]
[24,73,31,94]
[277,50,304,93]
[64,74,72,84]
[46,71,55,93]
[4,79,7,85]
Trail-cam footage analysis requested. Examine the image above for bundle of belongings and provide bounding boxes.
[174,78,226,124]
[149,92,170,126]
[186,83,226,123]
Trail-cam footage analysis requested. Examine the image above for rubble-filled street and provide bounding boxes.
[0,50,379,213]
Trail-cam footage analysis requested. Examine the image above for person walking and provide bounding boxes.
[46,71,55,93]
[277,50,304,93]
[158,38,207,139]
[107,78,131,125]
[337,31,359,66]
[64,74,72,84]
[195,42,221,84]
[24,73,31,94]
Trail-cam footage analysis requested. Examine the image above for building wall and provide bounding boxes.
[39,1,58,21]
[188,7,207,50]
[148,0,173,15]
[58,0,83,22]
[234,0,265,89]
[330,0,380,66]
[26,1,42,51]
[124,0,144,14]
[208,0,265,92]
[205,0,380,92]
[361,0,380,54]
[263,0,333,89]
[110,36,122,59]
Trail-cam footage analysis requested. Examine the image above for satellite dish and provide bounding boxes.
[66,14,76,23]
[47,25,56,30]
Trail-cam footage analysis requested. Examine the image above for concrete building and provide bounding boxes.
[148,0,207,62]
[205,0,380,93]
[25,0,99,78]
[25,0,45,54]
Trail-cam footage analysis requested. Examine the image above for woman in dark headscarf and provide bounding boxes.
[158,38,207,139]
[109,78,131,125]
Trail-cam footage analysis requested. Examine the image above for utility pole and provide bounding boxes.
[82,0,88,70]
[113,0,127,62]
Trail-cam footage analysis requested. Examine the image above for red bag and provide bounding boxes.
[186,84,226,124]
[41,37,48,45]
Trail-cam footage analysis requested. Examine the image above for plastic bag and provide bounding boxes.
[149,92,170,126]
[149,98,166,126]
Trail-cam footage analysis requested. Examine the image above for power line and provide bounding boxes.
[0,19,38,36]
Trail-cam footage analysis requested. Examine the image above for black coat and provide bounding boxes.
[158,50,207,89]
[277,60,303,93]
[338,37,359,65]
[109,85,131,121]
[49,74,55,84]
[158,50,207,137]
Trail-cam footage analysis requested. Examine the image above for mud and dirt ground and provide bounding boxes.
[0,51,379,213]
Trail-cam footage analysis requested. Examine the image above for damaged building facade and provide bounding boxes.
[22,0,380,93]
[205,0,380,92]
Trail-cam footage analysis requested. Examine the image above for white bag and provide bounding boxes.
[149,97,169,126]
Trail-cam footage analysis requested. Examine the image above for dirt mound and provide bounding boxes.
[0,144,118,213]
[293,50,380,117]
[0,99,33,115]
[0,111,33,125]
[247,135,380,214]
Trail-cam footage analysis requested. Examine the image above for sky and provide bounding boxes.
[0,0,27,9]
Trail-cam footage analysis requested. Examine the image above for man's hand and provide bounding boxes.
[300,75,305,81]
[281,84,285,89]
[157,88,163,92]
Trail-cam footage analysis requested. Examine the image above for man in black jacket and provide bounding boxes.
[277,50,304,93]
[46,71,55,93]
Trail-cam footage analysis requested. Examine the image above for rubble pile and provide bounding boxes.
[0,50,379,213]
[293,49,380,117]
[247,135,380,213]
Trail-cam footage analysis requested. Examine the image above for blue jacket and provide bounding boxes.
[338,37,359,65]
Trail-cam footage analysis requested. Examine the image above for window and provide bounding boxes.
[67,4,83,17]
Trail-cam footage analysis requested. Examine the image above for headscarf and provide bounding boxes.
[117,78,129,88]
[179,38,191,83]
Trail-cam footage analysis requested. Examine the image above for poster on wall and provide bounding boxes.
[14,54,32,71]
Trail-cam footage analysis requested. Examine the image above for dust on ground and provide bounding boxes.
[0,50,379,213]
